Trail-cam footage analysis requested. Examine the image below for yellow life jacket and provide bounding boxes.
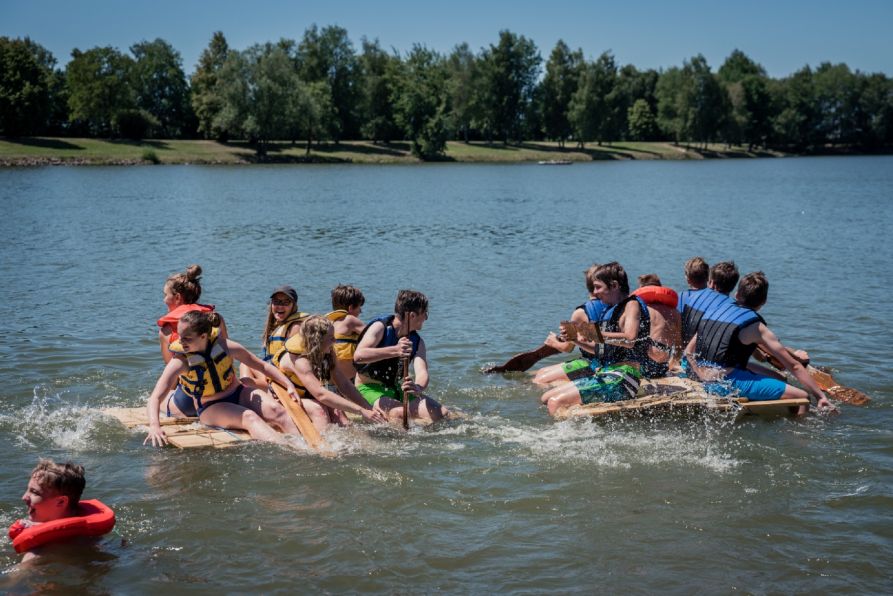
[273,334,309,397]
[264,311,310,361]
[169,328,235,401]
[326,310,360,362]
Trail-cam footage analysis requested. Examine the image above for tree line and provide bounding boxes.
[2,28,892,158]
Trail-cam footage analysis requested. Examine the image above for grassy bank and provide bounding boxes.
[0,137,790,166]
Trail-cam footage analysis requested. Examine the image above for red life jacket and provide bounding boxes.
[156,303,214,343]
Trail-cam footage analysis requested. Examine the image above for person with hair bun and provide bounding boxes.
[156,265,228,365]
[275,315,387,432]
[144,311,303,446]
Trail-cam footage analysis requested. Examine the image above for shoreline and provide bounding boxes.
[1,137,889,167]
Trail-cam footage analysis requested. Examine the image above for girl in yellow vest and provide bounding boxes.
[144,311,303,446]
[275,315,387,432]
[241,285,308,388]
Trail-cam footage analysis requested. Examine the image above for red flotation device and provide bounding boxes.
[157,303,214,342]
[8,499,115,553]
[632,286,679,308]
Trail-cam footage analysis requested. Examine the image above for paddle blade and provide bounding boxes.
[483,344,560,373]
[827,385,872,406]
[270,383,330,452]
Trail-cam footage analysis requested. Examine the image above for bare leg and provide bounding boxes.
[238,387,300,436]
[781,384,810,416]
[531,362,571,387]
[198,402,285,443]
[544,383,584,416]
[300,398,330,433]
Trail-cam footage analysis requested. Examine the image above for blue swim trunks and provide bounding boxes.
[166,385,198,417]
[703,368,786,401]
[573,364,642,404]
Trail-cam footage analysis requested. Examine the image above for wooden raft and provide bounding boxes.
[102,407,252,449]
[553,377,809,420]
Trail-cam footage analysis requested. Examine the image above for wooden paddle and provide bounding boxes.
[270,382,331,451]
[400,355,410,430]
[483,344,561,373]
[754,347,871,405]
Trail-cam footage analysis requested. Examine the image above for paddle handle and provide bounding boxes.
[401,356,410,430]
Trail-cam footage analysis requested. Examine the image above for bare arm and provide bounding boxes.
[227,340,300,400]
[556,307,596,354]
[144,358,187,447]
[741,323,832,409]
[354,322,409,363]
[158,328,173,364]
[601,301,641,346]
[407,337,429,392]
[288,355,386,422]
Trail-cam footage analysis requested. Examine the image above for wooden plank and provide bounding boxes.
[102,407,197,429]
[555,376,810,420]
[166,428,251,449]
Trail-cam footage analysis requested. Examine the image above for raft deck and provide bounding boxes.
[553,377,809,420]
[102,407,252,449]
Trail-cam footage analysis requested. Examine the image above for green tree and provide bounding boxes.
[718,50,771,149]
[858,73,893,148]
[191,32,230,140]
[627,98,657,140]
[130,38,190,137]
[813,62,863,146]
[655,66,685,142]
[770,66,819,149]
[65,46,135,137]
[568,52,618,147]
[478,30,541,143]
[541,40,584,146]
[297,25,360,141]
[357,38,401,143]
[680,55,728,148]
[0,37,54,135]
[393,45,449,159]
[445,43,481,143]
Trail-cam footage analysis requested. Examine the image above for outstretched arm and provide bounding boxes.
[145,358,186,447]
[227,340,300,401]
[741,323,833,410]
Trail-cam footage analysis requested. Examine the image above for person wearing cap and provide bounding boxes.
[240,286,309,389]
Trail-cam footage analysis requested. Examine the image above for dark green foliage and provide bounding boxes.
[191,32,230,141]
[0,37,54,135]
[1,31,888,153]
[130,39,191,137]
[65,46,135,137]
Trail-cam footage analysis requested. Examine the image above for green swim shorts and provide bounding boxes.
[573,364,642,405]
[561,357,601,381]
[356,382,403,407]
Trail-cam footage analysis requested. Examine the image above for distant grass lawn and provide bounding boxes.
[0,137,788,166]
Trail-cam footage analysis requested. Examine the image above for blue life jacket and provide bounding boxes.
[577,298,607,359]
[600,296,651,366]
[690,293,764,369]
[679,287,723,345]
[353,314,420,387]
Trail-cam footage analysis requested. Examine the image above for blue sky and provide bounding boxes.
[3,0,891,77]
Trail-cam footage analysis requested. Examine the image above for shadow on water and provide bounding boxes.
[2,137,84,151]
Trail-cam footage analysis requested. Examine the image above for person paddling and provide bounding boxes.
[532,264,606,387]
[683,271,834,415]
[354,290,449,425]
[144,311,303,446]
[275,315,387,432]
[541,263,649,414]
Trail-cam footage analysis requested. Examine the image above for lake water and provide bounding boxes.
[0,157,891,593]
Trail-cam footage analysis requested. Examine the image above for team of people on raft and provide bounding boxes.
[145,265,449,447]
[10,258,836,558]
[534,258,834,416]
